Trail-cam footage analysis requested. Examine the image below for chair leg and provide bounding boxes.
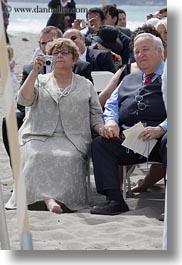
[123,165,136,200]
[0,184,10,249]
[123,166,127,200]
[126,165,136,197]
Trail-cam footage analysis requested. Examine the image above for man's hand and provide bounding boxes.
[87,16,101,32]
[138,126,165,141]
[99,119,120,139]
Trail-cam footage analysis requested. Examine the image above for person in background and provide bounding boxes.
[145,17,160,28]
[102,4,131,64]
[146,7,167,20]
[63,28,116,73]
[154,7,167,19]
[6,38,104,214]
[93,25,122,70]
[72,7,105,47]
[31,26,63,62]
[117,9,126,27]
[85,7,105,46]
[72,5,130,64]
[155,19,167,61]
[117,8,132,37]
[102,4,118,27]
[46,0,76,33]
[90,33,167,215]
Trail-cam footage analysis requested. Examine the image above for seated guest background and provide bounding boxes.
[63,28,117,73]
[93,25,122,70]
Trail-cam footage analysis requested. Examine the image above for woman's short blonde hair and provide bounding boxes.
[155,18,167,31]
[46,38,80,62]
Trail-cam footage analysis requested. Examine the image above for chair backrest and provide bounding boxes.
[91,71,114,93]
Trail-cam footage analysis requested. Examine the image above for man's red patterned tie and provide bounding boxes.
[144,73,155,85]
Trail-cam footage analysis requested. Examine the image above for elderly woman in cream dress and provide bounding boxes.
[7,38,104,214]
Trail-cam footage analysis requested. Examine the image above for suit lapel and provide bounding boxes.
[86,49,92,63]
[86,49,95,70]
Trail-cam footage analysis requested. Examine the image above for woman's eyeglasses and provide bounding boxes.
[52,50,72,57]
[135,95,150,111]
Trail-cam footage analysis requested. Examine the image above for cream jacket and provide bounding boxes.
[17,73,104,156]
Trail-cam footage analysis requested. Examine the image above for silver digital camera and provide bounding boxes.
[80,20,91,28]
[43,55,53,66]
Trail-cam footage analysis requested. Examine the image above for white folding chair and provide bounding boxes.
[91,71,114,93]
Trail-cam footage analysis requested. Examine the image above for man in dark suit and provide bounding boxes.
[85,48,116,72]
[102,5,131,64]
[63,29,116,73]
[73,60,93,82]
[91,33,167,215]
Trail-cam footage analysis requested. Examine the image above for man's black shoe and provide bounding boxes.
[90,200,129,215]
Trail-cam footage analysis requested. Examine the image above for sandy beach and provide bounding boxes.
[0,32,165,251]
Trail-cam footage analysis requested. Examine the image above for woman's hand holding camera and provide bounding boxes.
[33,55,45,74]
[21,55,46,99]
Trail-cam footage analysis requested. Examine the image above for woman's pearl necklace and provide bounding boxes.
[53,73,73,97]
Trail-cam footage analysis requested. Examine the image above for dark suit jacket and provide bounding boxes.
[116,27,131,64]
[73,60,93,83]
[86,48,116,73]
[118,27,132,38]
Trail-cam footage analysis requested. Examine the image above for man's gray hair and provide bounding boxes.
[41,26,63,38]
[134,32,164,59]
